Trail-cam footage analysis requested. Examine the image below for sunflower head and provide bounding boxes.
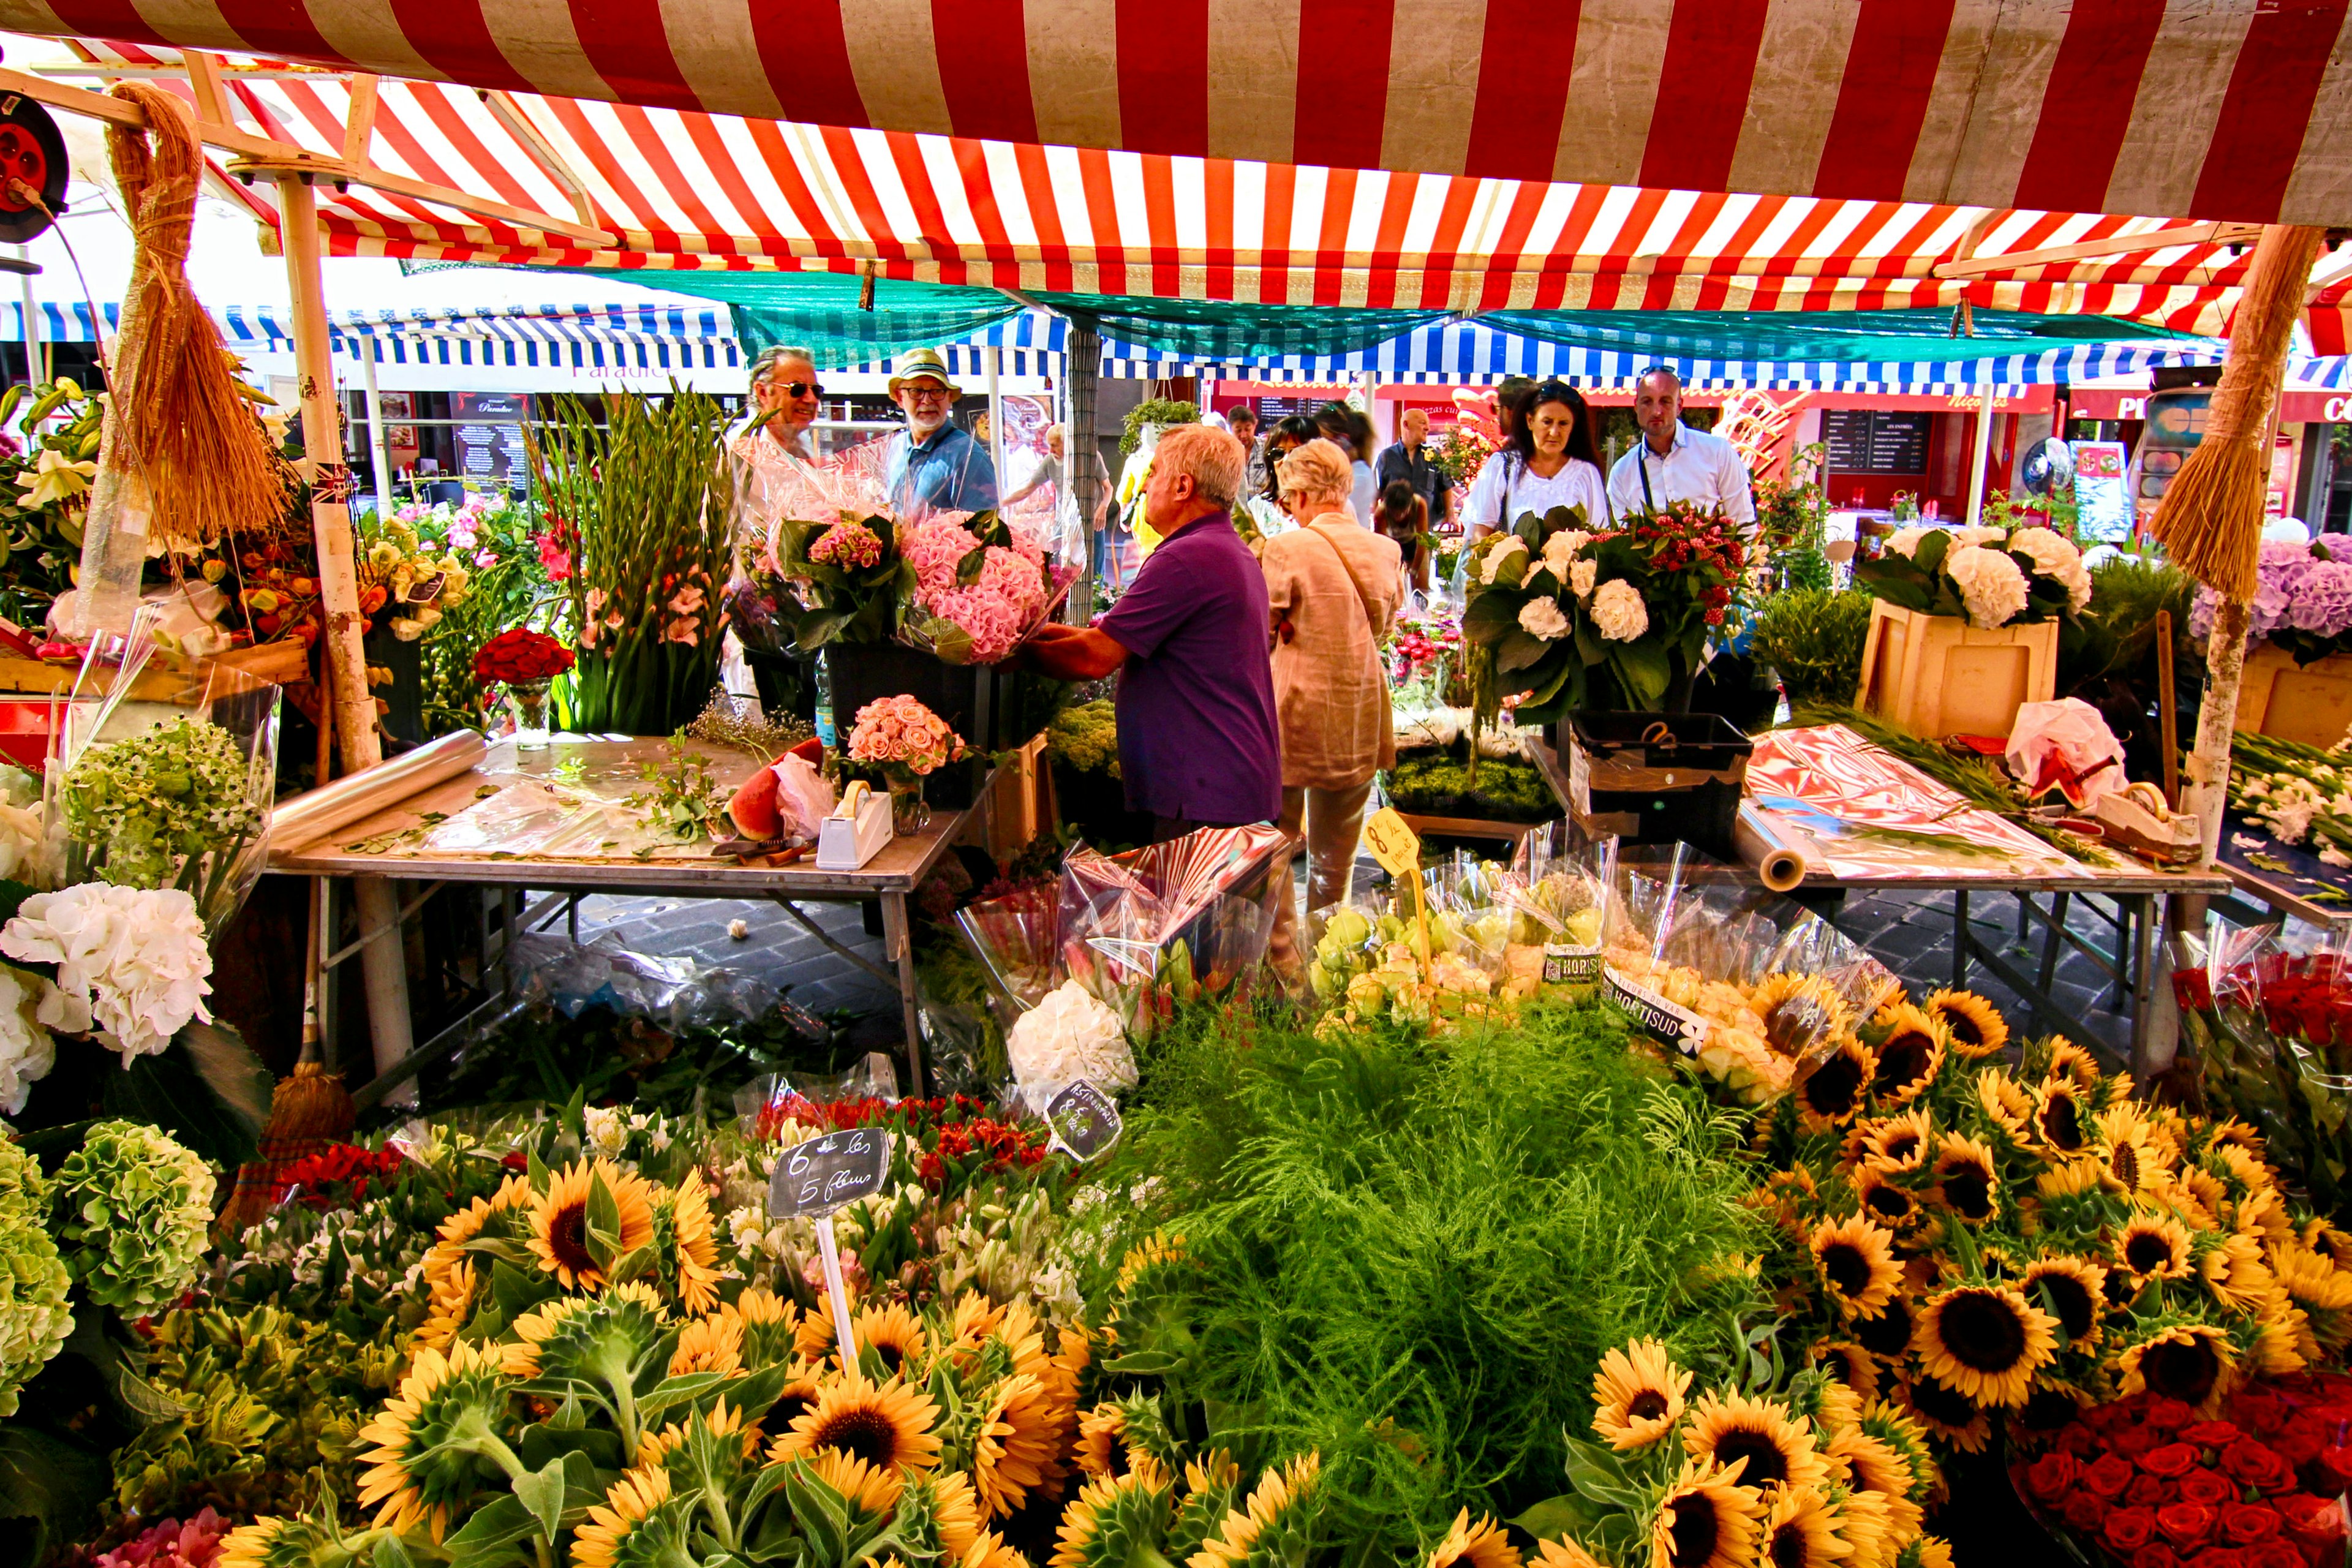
[659,1169,721,1315]
[968,1371,1061,1520]
[1866,1006,1946,1106]
[1592,1339,1693,1452]
[1847,1110,1931,1177]
[1795,1038,1877,1133]
[526,1159,657,1293]
[1849,1294,1915,1360]
[573,1466,695,1568]
[1168,1450,1243,1562]
[1850,1169,1923,1234]
[1048,1461,1175,1568]
[1652,1460,1765,1568]
[1429,1509,1521,1568]
[2035,1038,2100,1091]
[1683,1391,1829,1495]
[353,1339,518,1542]
[1808,1342,1882,1407]
[1924,990,2008,1060]
[851,1301,931,1382]
[2020,1256,2106,1349]
[1928,1135,1999,1225]
[1191,1453,1322,1568]
[1893,1376,1989,1454]
[1753,973,1856,1059]
[1912,1283,2057,1408]
[2032,1080,2090,1155]
[1974,1067,2035,1148]
[2118,1324,2236,1412]
[669,1311,745,1379]
[769,1374,943,1476]
[2115,1213,2194,1286]
[1809,1215,1902,1321]
[1757,1485,1849,1568]
[892,1468,984,1561]
[1856,1401,1940,1502]
[507,1281,671,1387]
[733,1287,802,1369]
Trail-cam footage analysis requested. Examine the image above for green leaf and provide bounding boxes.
[1912,529,1951,575]
[1461,590,1524,638]
[518,1422,626,1474]
[919,617,976,666]
[1496,628,1552,675]
[636,1370,742,1422]
[584,1170,622,1270]
[1511,1495,1600,1542]
[0,1426,108,1568]
[955,545,989,586]
[443,1494,543,1561]
[514,1456,570,1545]
[491,1259,547,1321]
[374,1536,418,1568]
[1608,638,1672,706]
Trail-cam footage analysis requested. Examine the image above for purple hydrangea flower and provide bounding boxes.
[2290,559,2352,637]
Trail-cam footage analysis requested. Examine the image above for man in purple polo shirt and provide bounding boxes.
[1020,425,1280,839]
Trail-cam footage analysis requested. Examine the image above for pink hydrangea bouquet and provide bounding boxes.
[902,510,1069,664]
[2193,536,2352,665]
[807,514,885,571]
[848,695,967,778]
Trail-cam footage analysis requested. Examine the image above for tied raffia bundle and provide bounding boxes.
[96,80,282,551]
[2148,224,2325,600]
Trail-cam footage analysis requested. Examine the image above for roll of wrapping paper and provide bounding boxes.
[268,729,489,852]
[1734,801,1818,894]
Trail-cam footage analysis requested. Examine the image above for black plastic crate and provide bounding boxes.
[1565,710,1754,860]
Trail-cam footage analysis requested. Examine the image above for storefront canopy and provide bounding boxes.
[21,36,2352,356]
[9,3,2349,229]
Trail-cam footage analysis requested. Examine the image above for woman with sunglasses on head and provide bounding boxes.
[1240,414,1321,543]
[1461,379,1611,540]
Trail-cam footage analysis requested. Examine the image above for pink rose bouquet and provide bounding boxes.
[848,695,967,777]
[903,512,1063,663]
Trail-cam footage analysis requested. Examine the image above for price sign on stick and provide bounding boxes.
[1044,1081,1123,1162]
[1362,808,1431,959]
[767,1128,893,1370]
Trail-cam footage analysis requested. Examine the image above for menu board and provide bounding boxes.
[1822,410,1931,476]
[451,393,531,484]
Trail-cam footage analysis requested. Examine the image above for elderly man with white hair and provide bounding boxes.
[883,346,998,517]
[1260,438,1403,967]
[1019,425,1281,841]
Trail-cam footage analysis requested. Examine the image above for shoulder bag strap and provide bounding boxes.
[1308,522,1383,628]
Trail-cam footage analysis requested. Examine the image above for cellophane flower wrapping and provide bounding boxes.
[730,440,899,654]
[2009,1375,2352,1568]
[1056,824,1289,1039]
[47,607,279,937]
[2174,914,2352,1221]
[942,878,1061,1091]
[898,510,1076,665]
[1602,844,1890,1106]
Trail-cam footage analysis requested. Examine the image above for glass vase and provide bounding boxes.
[889,773,931,835]
[504,676,556,750]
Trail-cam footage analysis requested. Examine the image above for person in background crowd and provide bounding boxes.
[1017,426,1280,840]
[1461,380,1610,538]
[1227,403,1263,492]
[883,346,998,517]
[1373,478,1430,598]
[1242,414,1319,541]
[1494,375,1537,451]
[1605,366,1769,728]
[1605,365,1754,526]
[1314,402,1379,526]
[1000,424,1109,567]
[1376,407,1449,587]
[1259,438,1402,972]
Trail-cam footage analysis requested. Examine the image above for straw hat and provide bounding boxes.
[887,347,962,398]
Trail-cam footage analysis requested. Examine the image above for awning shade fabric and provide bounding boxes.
[10,2,2352,227]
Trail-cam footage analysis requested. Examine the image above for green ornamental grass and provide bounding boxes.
[1104,1000,1765,1558]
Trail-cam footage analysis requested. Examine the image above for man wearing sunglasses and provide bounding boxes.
[883,347,998,518]
[744,345,825,462]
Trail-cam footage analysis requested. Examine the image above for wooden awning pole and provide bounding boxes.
[277,173,415,1095]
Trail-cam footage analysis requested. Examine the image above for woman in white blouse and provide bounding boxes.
[1462,380,1611,538]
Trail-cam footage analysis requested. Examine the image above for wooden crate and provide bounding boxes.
[1856,600,2057,740]
[2234,643,2352,748]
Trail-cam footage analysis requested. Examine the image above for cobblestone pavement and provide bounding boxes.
[560,872,2152,1057]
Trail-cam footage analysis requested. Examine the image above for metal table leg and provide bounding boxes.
[878,890,929,1097]
[2130,894,2161,1072]
[1952,890,1970,989]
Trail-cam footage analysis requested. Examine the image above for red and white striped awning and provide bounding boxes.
[7,1,2351,227]
[31,34,2352,350]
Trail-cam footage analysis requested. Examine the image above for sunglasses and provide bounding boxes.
[904,386,954,402]
[766,380,824,399]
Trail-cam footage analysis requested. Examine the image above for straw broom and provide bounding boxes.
[2152,224,2325,861]
[74,83,285,634]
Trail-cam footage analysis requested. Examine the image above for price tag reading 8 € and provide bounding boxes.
[1362,808,1422,878]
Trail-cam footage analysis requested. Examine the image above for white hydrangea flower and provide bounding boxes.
[1569,559,1599,600]
[1518,597,1572,641]
[1008,979,1137,1095]
[1589,578,1650,641]
[1944,545,2030,629]
[0,965,55,1117]
[1539,529,1591,579]
[1478,533,1528,584]
[2008,526,2093,610]
[0,884,213,1066]
[1884,526,1933,559]
[1951,525,2007,548]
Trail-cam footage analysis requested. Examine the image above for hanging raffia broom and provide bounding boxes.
[74,83,284,633]
[2150,224,2326,858]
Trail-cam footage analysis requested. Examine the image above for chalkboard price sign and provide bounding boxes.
[767,1128,894,1218]
[1045,1082,1123,1162]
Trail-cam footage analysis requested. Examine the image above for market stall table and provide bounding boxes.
[266,736,997,1099]
[2212,810,2352,929]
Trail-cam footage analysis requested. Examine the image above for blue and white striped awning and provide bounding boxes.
[213,303,743,372]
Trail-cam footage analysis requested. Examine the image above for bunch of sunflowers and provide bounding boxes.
[1460,1341,1948,1568]
[1747,990,2352,1464]
[219,1153,1326,1568]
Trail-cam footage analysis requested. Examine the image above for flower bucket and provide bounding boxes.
[1856,600,2058,741]
[1565,712,1752,860]
[2233,643,2352,748]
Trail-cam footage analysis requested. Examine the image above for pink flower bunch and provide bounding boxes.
[94,1509,228,1568]
[809,516,884,571]
[848,694,965,776]
[904,518,1052,663]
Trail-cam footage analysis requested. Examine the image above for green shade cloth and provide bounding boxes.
[570,269,1022,370]
[1026,293,1449,359]
[1482,307,2205,363]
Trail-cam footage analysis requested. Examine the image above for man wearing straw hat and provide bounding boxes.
[883,347,998,518]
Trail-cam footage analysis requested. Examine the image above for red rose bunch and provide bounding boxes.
[2016,1377,2352,1568]
[473,627,575,687]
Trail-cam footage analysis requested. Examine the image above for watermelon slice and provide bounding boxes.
[728,764,783,840]
[790,736,824,765]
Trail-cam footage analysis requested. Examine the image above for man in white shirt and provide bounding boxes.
[1607,366,1756,526]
